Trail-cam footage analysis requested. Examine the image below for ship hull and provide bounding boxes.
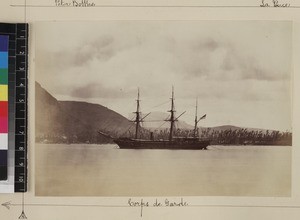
[114,138,210,150]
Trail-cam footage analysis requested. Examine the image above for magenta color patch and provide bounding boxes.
[0,116,8,133]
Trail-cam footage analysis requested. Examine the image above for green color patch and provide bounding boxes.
[0,69,8,84]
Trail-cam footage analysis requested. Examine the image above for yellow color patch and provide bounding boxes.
[0,85,8,101]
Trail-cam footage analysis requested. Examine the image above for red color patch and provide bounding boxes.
[0,101,8,117]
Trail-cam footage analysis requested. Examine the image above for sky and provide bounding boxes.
[35,21,292,131]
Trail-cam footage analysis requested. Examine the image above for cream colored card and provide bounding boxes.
[1,0,300,219]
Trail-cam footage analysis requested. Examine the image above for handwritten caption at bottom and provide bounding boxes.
[128,198,188,208]
[128,198,188,217]
[127,198,189,217]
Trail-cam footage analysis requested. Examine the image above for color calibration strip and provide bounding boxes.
[0,23,28,193]
[0,35,9,181]
[14,23,28,192]
[0,24,15,193]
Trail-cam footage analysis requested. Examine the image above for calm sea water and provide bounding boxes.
[35,144,291,196]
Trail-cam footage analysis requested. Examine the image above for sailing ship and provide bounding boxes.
[112,87,210,150]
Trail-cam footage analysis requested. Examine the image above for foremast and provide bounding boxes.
[133,88,150,139]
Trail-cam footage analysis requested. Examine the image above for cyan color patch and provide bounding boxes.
[0,52,8,69]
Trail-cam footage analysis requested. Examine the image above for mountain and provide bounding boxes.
[35,82,81,136]
[35,82,133,143]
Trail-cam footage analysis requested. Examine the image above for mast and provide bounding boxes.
[134,88,141,139]
[194,98,198,138]
[168,86,176,141]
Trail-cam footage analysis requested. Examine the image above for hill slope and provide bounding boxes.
[35,82,133,143]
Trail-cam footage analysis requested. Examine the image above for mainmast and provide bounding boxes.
[168,86,176,141]
[134,88,141,139]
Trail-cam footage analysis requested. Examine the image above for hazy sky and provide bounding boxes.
[35,21,292,131]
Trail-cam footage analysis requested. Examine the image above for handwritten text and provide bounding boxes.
[128,198,189,208]
[260,0,290,7]
[55,0,96,7]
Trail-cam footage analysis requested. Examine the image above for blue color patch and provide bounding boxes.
[0,35,9,52]
[0,52,8,68]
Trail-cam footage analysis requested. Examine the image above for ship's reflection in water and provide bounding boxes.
[36,144,291,196]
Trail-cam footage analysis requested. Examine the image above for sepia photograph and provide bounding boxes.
[35,21,292,196]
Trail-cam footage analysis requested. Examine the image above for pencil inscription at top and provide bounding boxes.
[260,0,290,7]
[54,0,96,7]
